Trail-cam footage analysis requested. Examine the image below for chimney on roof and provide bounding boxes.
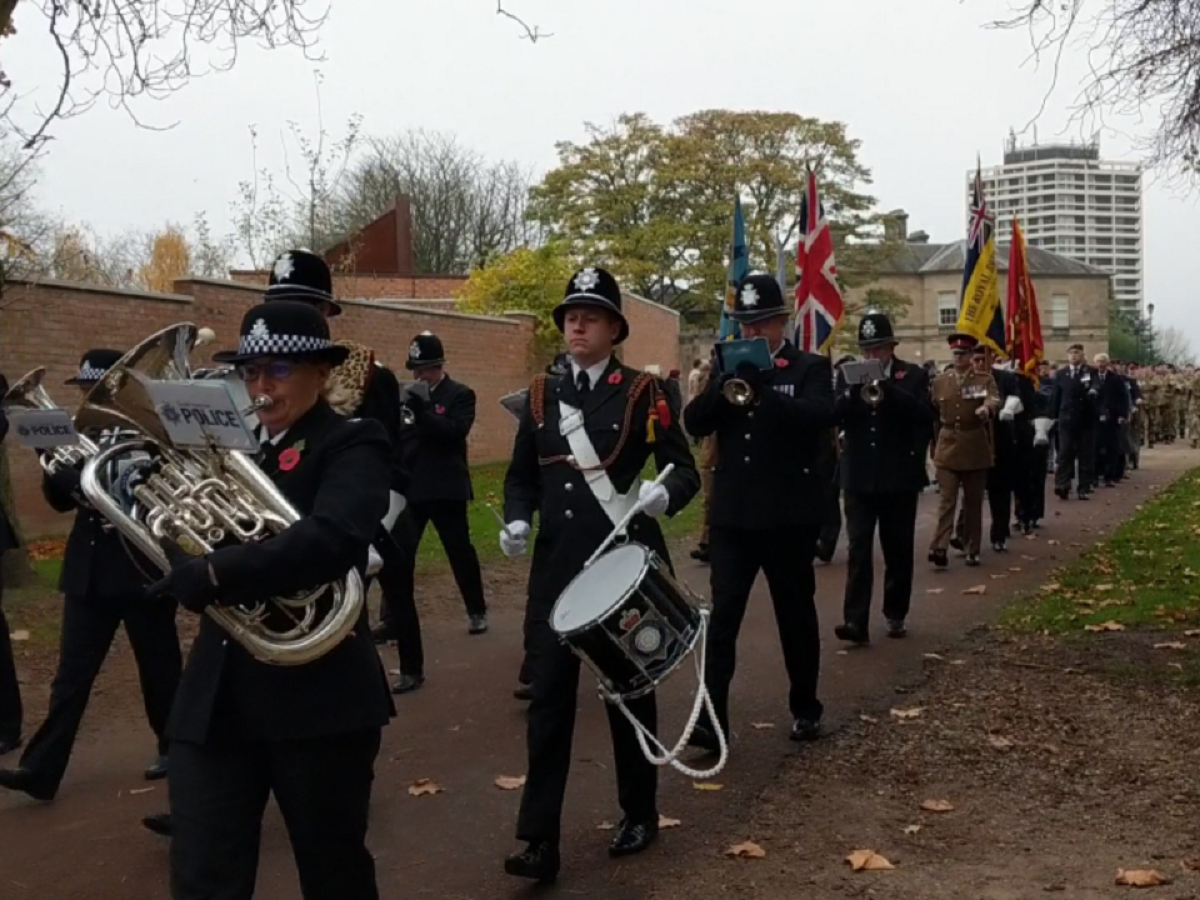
[883,209,909,242]
[907,230,930,244]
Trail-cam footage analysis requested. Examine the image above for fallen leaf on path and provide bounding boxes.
[750,722,775,730]
[1169,663,1184,672]
[962,584,988,595]
[923,653,945,661]
[659,815,681,829]
[1182,858,1200,872]
[407,778,443,797]
[1022,555,1037,561]
[925,587,945,594]
[1041,583,1062,593]
[860,714,878,723]
[902,824,922,835]
[1047,539,1061,546]
[693,782,723,791]
[1154,642,1187,651]
[920,799,955,813]
[9,630,28,642]
[725,841,766,859]
[1115,868,1170,887]
[950,659,967,665]
[846,849,895,871]
[988,735,1014,751]
[494,776,526,791]
[597,820,615,830]
[128,787,155,795]
[1084,621,1126,633]
[990,574,1009,580]
[890,708,924,720]
[1008,566,1023,572]
[1184,630,1200,637]
[1095,584,1114,592]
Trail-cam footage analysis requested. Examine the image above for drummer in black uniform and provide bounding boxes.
[683,274,834,747]
[500,266,699,884]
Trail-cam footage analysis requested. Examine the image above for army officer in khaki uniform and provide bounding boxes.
[928,333,1000,568]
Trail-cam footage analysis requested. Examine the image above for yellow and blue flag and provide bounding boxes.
[719,196,747,341]
[956,162,1006,356]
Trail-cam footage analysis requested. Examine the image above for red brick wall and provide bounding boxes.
[229,270,468,301]
[621,293,682,374]
[0,278,536,537]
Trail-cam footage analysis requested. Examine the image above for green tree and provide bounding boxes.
[530,110,891,323]
[455,244,574,361]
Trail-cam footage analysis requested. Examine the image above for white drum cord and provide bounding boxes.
[601,610,729,781]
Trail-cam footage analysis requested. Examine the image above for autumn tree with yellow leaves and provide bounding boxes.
[137,226,192,293]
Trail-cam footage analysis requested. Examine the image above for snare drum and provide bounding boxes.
[551,543,701,700]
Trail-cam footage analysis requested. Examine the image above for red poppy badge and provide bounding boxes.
[435,404,446,415]
[607,372,623,385]
[774,357,789,369]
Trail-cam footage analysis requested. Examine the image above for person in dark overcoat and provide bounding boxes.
[0,350,182,800]
[0,375,22,757]
[500,266,699,884]
[684,273,835,748]
[147,301,394,900]
[1052,343,1099,500]
[832,313,933,644]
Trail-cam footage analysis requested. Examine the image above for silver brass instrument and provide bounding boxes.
[860,379,884,407]
[76,323,364,667]
[721,376,756,407]
[1,367,101,474]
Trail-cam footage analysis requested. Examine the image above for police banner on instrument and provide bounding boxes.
[146,380,259,452]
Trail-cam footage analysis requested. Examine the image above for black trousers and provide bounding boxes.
[517,610,656,843]
[21,591,180,790]
[375,516,424,677]
[1017,444,1050,523]
[818,481,842,554]
[0,564,21,743]
[704,525,823,732]
[397,500,486,618]
[1055,424,1095,494]
[169,729,382,900]
[843,491,918,630]
[1096,418,1121,484]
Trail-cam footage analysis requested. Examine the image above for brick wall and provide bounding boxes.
[229,270,469,301]
[0,277,536,537]
[621,293,682,374]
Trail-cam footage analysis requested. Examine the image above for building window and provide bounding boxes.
[1050,294,1070,330]
[938,292,959,328]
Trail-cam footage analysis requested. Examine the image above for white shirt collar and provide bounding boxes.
[570,356,611,388]
[259,427,288,447]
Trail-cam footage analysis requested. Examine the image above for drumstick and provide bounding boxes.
[486,503,513,538]
[583,463,674,570]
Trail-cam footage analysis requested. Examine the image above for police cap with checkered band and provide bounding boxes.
[65,348,125,385]
[405,331,446,371]
[856,311,897,349]
[264,249,344,317]
[728,273,788,324]
[553,266,629,344]
[211,301,350,366]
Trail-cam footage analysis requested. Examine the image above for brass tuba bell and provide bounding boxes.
[1,367,101,474]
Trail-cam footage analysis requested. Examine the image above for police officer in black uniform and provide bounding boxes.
[0,378,22,757]
[832,313,933,644]
[684,273,834,747]
[258,250,424,693]
[0,350,182,801]
[397,331,489,634]
[148,301,394,900]
[500,266,699,884]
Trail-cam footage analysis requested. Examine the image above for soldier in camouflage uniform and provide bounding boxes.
[1156,365,1175,443]
[1173,367,1188,441]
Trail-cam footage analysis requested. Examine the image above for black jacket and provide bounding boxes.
[505,360,700,606]
[833,357,933,493]
[1052,364,1099,429]
[684,341,835,529]
[355,363,411,494]
[167,401,395,746]
[41,435,157,601]
[992,367,1036,464]
[407,375,476,504]
[1095,369,1131,422]
[0,408,19,555]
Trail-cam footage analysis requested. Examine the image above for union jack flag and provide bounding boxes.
[793,170,843,354]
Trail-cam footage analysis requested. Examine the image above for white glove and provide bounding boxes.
[366,545,384,575]
[998,395,1023,422]
[638,481,671,518]
[1033,417,1053,447]
[500,520,531,558]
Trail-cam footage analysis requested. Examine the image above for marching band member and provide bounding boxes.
[396,331,489,636]
[928,334,1000,568]
[684,274,834,747]
[0,350,181,801]
[148,301,393,900]
[832,313,933,644]
[500,266,698,883]
[0,378,22,757]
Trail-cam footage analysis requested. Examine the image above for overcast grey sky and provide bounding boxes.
[7,0,1198,347]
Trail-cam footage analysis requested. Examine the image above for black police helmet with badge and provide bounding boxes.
[728,273,789,324]
[264,249,343,318]
[405,331,446,371]
[553,265,630,345]
[65,348,125,385]
[210,300,350,367]
[857,312,897,349]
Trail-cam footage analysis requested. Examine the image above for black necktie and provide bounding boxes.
[576,370,591,400]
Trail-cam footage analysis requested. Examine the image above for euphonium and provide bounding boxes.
[76,323,364,667]
[1,367,100,474]
[860,379,884,407]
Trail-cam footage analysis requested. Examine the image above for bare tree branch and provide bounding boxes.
[496,1,552,43]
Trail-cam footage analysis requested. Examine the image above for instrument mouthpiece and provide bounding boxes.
[196,327,217,346]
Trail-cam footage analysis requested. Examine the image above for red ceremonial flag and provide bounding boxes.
[1005,216,1044,386]
[793,169,843,354]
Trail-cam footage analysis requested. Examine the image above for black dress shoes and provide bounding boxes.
[0,767,55,801]
[144,754,169,781]
[790,718,821,742]
[814,541,835,564]
[370,623,397,645]
[142,813,173,838]
[512,682,533,701]
[834,623,869,645]
[689,544,710,563]
[949,536,964,552]
[965,554,981,567]
[0,734,22,756]
[686,722,722,754]
[504,841,560,883]
[468,614,489,635]
[886,618,907,639]
[609,818,658,857]
[391,674,425,695]
[928,548,948,568]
